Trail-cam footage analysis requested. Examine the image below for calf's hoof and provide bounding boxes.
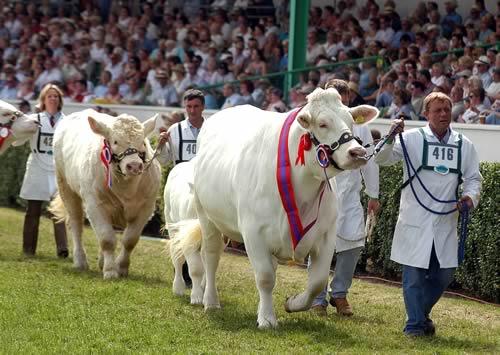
[257,317,278,329]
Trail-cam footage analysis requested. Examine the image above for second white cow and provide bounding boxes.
[175,88,378,328]
[0,100,40,154]
[50,109,162,279]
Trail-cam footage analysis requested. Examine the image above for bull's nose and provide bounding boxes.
[126,162,144,174]
[348,146,367,159]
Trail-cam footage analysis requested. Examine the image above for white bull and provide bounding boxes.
[49,109,162,279]
[176,88,378,328]
[0,100,40,154]
[163,162,206,304]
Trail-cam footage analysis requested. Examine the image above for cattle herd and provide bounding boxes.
[1,90,379,328]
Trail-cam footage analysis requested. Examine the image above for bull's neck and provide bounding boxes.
[288,121,323,202]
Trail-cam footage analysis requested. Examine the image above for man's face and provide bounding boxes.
[185,98,204,121]
[425,99,452,135]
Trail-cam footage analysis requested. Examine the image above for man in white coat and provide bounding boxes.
[158,89,206,286]
[311,79,380,316]
[375,92,482,337]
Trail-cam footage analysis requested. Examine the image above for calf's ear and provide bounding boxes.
[142,114,159,137]
[88,116,110,137]
[349,105,379,125]
[297,111,312,129]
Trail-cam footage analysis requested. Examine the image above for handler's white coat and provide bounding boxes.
[335,125,379,252]
[20,112,64,201]
[192,88,379,328]
[375,125,482,269]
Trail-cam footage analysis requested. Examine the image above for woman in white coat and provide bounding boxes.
[375,92,482,337]
[20,83,68,257]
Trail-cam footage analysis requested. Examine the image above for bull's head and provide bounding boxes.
[297,88,378,177]
[0,100,40,154]
[88,113,158,177]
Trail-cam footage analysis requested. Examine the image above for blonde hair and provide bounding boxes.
[35,83,64,112]
[423,92,452,113]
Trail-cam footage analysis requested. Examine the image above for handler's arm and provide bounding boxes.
[157,126,175,165]
[460,140,482,209]
[374,118,405,166]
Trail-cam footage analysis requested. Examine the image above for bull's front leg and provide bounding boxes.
[86,205,118,280]
[285,232,336,313]
[117,202,155,277]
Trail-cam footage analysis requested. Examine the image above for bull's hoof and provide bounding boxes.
[117,268,129,277]
[284,296,293,313]
[257,317,278,329]
[103,270,119,280]
[74,260,89,271]
[190,296,204,305]
[204,303,221,311]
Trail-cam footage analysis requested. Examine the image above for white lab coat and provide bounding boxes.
[375,124,482,268]
[334,125,379,252]
[158,119,202,165]
[20,111,64,201]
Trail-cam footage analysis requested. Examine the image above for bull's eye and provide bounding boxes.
[114,140,118,145]
[319,123,327,129]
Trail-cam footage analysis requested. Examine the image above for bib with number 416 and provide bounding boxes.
[421,128,462,175]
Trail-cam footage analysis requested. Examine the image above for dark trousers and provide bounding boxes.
[23,200,68,257]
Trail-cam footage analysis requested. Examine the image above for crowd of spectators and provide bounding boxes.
[0,0,499,124]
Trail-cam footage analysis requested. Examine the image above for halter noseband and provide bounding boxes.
[111,146,146,163]
[309,131,363,170]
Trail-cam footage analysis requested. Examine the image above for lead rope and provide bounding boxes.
[398,132,470,265]
[143,141,164,171]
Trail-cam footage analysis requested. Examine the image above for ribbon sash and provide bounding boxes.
[277,109,326,250]
[100,140,112,188]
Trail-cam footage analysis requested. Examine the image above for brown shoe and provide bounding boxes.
[311,304,327,317]
[330,297,353,316]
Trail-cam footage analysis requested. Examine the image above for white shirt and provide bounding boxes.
[158,119,204,164]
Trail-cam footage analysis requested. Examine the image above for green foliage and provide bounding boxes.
[0,144,30,206]
[362,162,500,303]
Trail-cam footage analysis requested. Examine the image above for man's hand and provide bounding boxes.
[457,195,473,211]
[367,198,380,216]
[388,118,405,140]
[158,131,170,146]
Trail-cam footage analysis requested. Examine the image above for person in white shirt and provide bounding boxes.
[20,84,68,258]
[34,58,63,92]
[375,92,482,337]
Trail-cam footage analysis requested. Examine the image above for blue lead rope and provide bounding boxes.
[398,132,470,265]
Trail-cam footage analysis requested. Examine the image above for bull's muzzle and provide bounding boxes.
[126,161,144,175]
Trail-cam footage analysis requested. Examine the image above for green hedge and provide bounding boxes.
[1,147,498,302]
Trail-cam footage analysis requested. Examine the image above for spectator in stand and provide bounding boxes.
[464,5,481,29]
[306,29,325,65]
[17,76,36,101]
[375,77,395,111]
[431,63,447,87]
[105,47,125,81]
[266,87,287,113]
[93,70,112,99]
[0,74,18,100]
[474,56,492,89]
[171,63,190,99]
[246,49,268,76]
[348,81,366,106]
[450,85,466,121]
[482,99,500,125]
[486,67,500,102]
[441,0,463,39]
[147,69,179,107]
[410,80,426,118]
[70,79,93,103]
[221,83,245,109]
[184,61,207,88]
[121,76,145,105]
[390,89,416,120]
[34,57,63,92]
[417,69,434,95]
[359,60,378,103]
[239,80,255,106]
[460,87,487,123]
[391,18,415,49]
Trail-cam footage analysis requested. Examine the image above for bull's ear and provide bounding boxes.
[349,105,379,125]
[143,114,159,137]
[88,116,110,137]
[297,111,312,129]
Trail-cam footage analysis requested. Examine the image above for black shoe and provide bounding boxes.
[424,318,436,336]
[57,250,69,259]
[182,262,192,288]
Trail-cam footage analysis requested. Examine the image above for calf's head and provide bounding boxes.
[297,88,378,177]
[89,113,158,177]
[0,100,40,153]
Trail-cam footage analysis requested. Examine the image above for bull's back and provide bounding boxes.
[194,105,287,237]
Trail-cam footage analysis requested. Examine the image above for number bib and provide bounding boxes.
[180,141,196,161]
[36,132,54,155]
[421,129,462,175]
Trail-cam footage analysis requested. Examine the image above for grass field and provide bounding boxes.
[0,207,498,354]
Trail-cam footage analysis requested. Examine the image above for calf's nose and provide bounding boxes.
[126,161,144,174]
[348,146,367,159]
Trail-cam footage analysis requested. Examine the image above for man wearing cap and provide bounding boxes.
[147,69,179,107]
[474,55,492,89]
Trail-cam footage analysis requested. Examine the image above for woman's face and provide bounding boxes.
[44,88,60,112]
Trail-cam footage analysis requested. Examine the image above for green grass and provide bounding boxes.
[0,207,498,354]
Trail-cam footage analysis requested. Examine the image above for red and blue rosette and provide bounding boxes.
[316,144,332,191]
[0,127,10,150]
[100,139,112,188]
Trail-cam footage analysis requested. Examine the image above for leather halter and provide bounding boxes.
[309,131,362,170]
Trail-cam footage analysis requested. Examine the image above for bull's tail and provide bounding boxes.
[48,193,67,223]
[165,219,202,265]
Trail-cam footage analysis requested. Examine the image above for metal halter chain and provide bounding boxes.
[112,147,146,163]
